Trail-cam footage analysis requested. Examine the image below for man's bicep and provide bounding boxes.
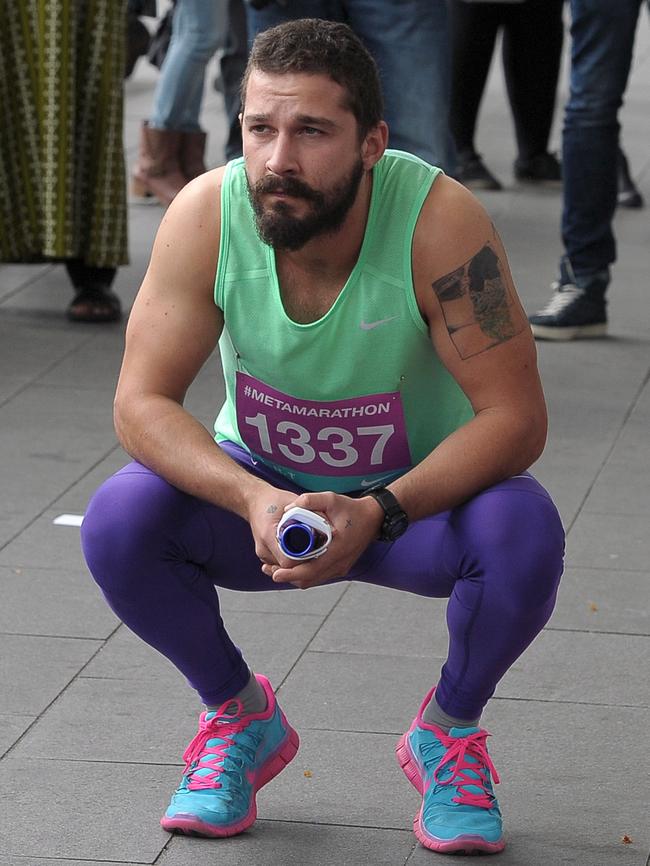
[415,183,542,413]
[120,276,223,404]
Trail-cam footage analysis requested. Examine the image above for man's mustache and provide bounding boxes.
[254,175,322,202]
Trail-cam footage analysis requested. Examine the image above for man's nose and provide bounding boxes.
[265,132,299,175]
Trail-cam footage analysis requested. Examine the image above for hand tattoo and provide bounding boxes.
[432,243,523,358]
[267,504,278,514]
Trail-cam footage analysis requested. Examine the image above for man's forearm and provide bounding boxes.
[388,409,546,522]
[114,394,269,520]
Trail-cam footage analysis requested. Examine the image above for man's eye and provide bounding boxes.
[302,127,322,136]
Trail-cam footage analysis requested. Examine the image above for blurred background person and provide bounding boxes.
[449,0,565,190]
[245,0,457,174]
[530,0,646,340]
[213,0,248,161]
[130,0,225,205]
[0,0,127,323]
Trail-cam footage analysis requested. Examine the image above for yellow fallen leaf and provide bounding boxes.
[303,770,313,778]
[588,601,598,613]
[621,834,633,844]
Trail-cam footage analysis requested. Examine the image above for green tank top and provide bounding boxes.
[213,149,473,493]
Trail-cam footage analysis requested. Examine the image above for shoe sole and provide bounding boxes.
[530,322,607,341]
[396,732,505,855]
[161,720,299,838]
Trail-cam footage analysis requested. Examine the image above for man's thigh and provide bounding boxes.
[568,0,641,114]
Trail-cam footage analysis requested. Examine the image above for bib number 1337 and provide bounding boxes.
[235,372,411,477]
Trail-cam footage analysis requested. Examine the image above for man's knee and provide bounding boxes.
[458,481,565,608]
[81,468,177,594]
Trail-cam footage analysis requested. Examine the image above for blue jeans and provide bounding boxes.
[245,0,457,173]
[561,0,643,284]
[150,0,225,131]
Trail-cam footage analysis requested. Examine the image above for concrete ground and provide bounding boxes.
[1,16,648,866]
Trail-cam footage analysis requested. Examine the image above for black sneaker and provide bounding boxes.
[514,152,562,185]
[456,153,503,191]
[529,280,607,340]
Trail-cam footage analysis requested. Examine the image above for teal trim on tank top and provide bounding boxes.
[213,149,473,493]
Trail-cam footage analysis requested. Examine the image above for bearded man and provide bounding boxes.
[82,18,564,856]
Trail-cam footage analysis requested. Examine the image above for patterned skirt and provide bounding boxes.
[0,0,129,267]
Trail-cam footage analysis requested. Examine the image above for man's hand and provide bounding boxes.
[247,487,305,571]
[260,491,383,589]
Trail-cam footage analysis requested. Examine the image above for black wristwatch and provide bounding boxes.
[364,486,409,542]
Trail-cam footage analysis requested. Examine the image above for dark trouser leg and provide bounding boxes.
[501,0,564,161]
[448,0,501,157]
[562,0,641,281]
[65,259,116,291]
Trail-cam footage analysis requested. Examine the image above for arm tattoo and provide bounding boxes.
[432,243,523,359]
[266,504,278,514]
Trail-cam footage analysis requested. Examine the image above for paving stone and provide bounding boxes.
[0,633,100,715]
[0,386,116,543]
[0,319,88,403]
[0,565,118,639]
[549,566,649,635]
[277,651,440,735]
[50,448,131,514]
[81,609,328,689]
[11,677,198,765]
[0,263,53,299]
[566,513,650,571]
[0,713,34,757]
[0,860,151,866]
[0,510,100,569]
[74,625,187,684]
[454,700,650,866]
[36,331,126,391]
[161,821,415,866]
[308,582,450,658]
[246,727,415,831]
[497,628,650,706]
[586,458,650,515]
[0,756,173,862]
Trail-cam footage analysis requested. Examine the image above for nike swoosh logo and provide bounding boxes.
[360,474,395,488]
[360,316,399,330]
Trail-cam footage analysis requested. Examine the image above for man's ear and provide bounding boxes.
[361,121,389,170]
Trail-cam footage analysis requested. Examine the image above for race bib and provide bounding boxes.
[236,372,411,478]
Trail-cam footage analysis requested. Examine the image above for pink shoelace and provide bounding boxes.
[182,699,254,792]
[432,729,501,809]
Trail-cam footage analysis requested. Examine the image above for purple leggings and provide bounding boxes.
[81,443,565,719]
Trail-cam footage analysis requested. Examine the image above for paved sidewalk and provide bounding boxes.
[1,22,648,866]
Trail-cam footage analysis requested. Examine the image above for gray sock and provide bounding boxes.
[422,693,480,733]
[207,671,268,717]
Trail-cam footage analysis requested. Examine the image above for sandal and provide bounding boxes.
[66,286,123,323]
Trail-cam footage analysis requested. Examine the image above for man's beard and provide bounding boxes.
[246,159,365,251]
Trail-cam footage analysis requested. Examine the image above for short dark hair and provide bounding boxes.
[241,18,384,139]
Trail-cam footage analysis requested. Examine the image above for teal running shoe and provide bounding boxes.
[396,688,504,855]
[161,674,299,837]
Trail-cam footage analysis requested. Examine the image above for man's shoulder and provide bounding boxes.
[418,175,489,240]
